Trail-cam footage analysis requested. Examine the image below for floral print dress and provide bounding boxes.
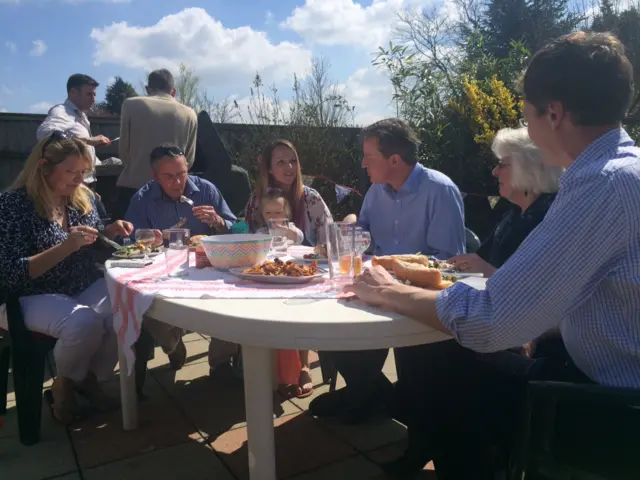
[245,186,332,246]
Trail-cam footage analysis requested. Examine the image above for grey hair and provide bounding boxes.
[491,127,564,194]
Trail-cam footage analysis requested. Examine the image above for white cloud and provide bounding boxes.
[90,8,312,89]
[282,0,445,49]
[265,10,274,24]
[29,39,47,57]
[339,67,395,125]
[0,108,8,113]
[28,101,53,113]
[107,76,116,85]
[5,41,17,54]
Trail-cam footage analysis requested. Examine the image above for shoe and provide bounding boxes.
[168,338,187,371]
[49,377,82,424]
[309,385,390,425]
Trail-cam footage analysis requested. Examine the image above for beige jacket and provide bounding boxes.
[117,93,197,189]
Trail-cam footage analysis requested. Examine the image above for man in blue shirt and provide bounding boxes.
[346,33,640,477]
[124,144,237,372]
[125,144,236,236]
[311,118,465,423]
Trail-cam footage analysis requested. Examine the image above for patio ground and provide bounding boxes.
[1,333,437,480]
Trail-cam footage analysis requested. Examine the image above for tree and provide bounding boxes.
[99,77,138,115]
[591,0,640,130]
[289,56,355,127]
[175,63,239,123]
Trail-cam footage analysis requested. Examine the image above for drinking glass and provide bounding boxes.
[162,228,190,277]
[325,222,358,284]
[353,231,371,275]
[135,228,156,260]
[267,218,289,255]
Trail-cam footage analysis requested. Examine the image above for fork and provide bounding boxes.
[180,195,194,206]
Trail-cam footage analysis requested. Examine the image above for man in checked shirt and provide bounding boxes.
[344,32,640,478]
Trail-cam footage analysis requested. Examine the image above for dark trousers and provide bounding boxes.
[113,186,139,221]
[325,339,593,479]
[401,340,591,479]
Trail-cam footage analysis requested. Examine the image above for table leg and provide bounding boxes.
[242,345,276,480]
[118,342,138,431]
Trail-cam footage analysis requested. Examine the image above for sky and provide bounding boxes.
[0,0,451,125]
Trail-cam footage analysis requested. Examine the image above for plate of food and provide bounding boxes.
[289,244,329,263]
[372,254,454,272]
[113,242,163,259]
[230,258,325,284]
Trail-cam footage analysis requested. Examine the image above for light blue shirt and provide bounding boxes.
[125,175,237,236]
[437,128,640,388]
[358,163,465,259]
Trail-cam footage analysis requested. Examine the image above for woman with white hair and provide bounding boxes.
[383,127,564,478]
[449,126,564,276]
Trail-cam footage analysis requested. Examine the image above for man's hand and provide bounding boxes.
[103,220,134,239]
[86,135,111,147]
[448,253,496,278]
[152,229,163,247]
[193,205,225,231]
[343,266,396,308]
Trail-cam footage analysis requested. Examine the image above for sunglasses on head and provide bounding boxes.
[150,145,184,160]
[41,130,72,157]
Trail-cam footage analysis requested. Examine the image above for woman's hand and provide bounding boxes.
[103,220,134,240]
[64,226,98,252]
[448,253,496,278]
[343,266,396,308]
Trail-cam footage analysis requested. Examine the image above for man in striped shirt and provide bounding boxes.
[348,32,640,477]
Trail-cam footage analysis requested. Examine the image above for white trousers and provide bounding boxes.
[18,279,118,383]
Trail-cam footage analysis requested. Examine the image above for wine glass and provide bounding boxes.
[135,229,156,260]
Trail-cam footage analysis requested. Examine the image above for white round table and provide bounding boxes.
[115,277,487,480]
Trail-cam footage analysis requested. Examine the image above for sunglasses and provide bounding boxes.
[41,130,72,157]
[266,187,285,195]
[150,145,184,160]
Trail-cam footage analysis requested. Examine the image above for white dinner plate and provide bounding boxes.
[112,250,163,259]
[229,267,325,285]
[289,254,329,264]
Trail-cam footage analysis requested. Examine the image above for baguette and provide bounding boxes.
[391,259,453,290]
[372,254,430,270]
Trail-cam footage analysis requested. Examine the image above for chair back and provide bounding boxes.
[465,227,481,253]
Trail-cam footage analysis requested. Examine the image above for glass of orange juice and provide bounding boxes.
[326,222,360,283]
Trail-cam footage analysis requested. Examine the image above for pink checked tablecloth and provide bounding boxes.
[105,248,357,374]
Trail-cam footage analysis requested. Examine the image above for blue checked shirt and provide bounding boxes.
[125,175,237,236]
[437,129,640,388]
[358,163,466,259]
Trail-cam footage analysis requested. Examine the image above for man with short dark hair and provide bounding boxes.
[124,144,236,371]
[37,74,111,214]
[311,117,465,424]
[115,68,197,219]
[346,32,640,478]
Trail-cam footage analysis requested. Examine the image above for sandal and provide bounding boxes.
[46,377,82,425]
[296,368,314,399]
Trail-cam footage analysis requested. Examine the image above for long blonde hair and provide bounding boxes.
[10,134,94,218]
[257,139,305,228]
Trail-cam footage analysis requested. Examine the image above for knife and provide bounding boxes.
[170,217,187,229]
[98,232,124,250]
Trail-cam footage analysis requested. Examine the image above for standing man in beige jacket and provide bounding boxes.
[115,68,197,219]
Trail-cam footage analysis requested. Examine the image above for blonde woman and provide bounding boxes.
[0,131,134,424]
